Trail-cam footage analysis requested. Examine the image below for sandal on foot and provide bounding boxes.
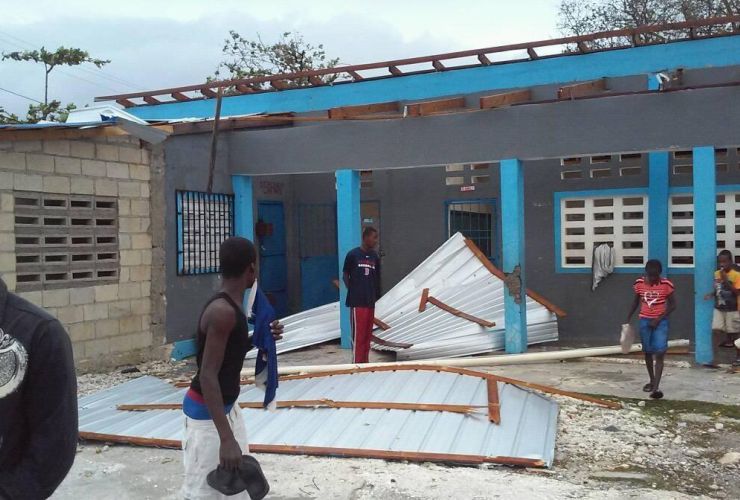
[649,390,664,400]
[642,383,653,392]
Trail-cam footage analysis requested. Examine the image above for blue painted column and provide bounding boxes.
[647,152,670,266]
[232,175,255,241]
[336,169,361,349]
[693,146,716,365]
[500,159,527,353]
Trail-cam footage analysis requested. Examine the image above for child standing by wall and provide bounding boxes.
[704,250,740,369]
[626,259,676,399]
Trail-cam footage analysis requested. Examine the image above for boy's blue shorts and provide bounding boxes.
[639,318,669,354]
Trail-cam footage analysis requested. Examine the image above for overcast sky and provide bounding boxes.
[0,1,561,115]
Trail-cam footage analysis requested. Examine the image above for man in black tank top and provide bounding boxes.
[182,237,283,499]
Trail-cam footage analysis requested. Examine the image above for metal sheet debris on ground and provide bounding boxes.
[254,233,559,360]
[78,368,559,467]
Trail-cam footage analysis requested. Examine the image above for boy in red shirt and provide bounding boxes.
[626,259,676,399]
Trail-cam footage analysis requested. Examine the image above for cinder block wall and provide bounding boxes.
[0,135,164,371]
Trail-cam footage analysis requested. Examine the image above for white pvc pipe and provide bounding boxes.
[243,339,690,377]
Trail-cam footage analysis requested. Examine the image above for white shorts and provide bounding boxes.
[712,309,740,334]
[181,405,250,499]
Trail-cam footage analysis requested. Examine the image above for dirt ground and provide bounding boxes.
[56,344,740,499]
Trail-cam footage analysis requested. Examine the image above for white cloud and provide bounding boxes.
[0,1,560,115]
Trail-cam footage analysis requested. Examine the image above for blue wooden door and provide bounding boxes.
[299,204,339,310]
[257,202,288,318]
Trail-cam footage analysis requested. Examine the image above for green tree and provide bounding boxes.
[558,0,740,47]
[0,106,20,124]
[213,31,340,90]
[2,46,109,109]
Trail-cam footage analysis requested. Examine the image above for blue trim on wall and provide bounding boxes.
[648,152,670,266]
[693,146,716,365]
[127,36,740,121]
[500,159,527,354]
[232,175,255,242]
[171,339,197,361]
[336,170,361,349]
[553,188,649,274]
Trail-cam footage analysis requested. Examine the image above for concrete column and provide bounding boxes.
[647,152,670,267]
[693,146,716,365]
[500,158,527,353]
[336,169,361,349]
[232,175,254,241]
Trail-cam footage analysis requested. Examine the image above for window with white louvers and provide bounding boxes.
[176,191,234,275]
[669,191,740,268]
[560,195,648,269]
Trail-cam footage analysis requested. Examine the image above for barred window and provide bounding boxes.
[176,191,234,275]
[560,195,648,268]
[14,192,119,291]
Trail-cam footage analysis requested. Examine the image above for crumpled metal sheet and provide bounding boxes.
[254,233,558,360]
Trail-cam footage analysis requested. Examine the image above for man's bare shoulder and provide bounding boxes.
[201,298,237,333]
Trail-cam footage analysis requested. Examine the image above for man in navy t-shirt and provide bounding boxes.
[343,227,381,363]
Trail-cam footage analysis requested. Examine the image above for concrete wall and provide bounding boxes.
[0,136,160,370]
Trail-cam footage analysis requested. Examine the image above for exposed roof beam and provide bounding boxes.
[477,53,492,65]
[347,70,364,81]
[576,41,589,53]
[308,75,324,86]
[432,60,446,71]
[527,47,539,60]
[143,96,160,105]
[479,89,532,109]
[270,80,288,90]
[405,96,466,117]
[116,98,135,108]
[201,88,217,98]
[235,84,255,94]
[388,65,403,76]
[328,101,400,120]
[171,92,190,102]
[558,78,607,99]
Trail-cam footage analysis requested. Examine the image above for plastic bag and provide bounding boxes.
[620,324,635,354]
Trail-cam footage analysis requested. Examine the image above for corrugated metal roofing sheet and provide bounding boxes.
[257,233,558,360]
[79,370,558,466]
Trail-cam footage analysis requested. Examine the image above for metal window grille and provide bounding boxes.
[669,192,740,268]
[447,201,497,263]
[176,190,234,275]
[14,192,119,291]
[560,195,648,268]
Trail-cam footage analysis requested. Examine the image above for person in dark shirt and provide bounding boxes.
[0,277,78,500]
[342,227,381,364]
[182,237,283,499]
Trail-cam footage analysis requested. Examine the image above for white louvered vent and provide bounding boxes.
[670,192,740,268]
[561,195,648,268]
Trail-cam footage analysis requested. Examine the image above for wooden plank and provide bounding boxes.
[576,41,589,53]
[235,84,255,93]
[80,432,181,449]
[370,334,412,349]
[170,92,190,101]
[426,295,496,328]
[432,60,446,71]
[477,53,492,65]
[206,87,223,194]
[347,70,364,81]
[479,89,532,109]
[143,96,160,105]
[419,288,430,312]
[116,98,135,108]
[463,238,567,317]
[527,47,539,59]
[388,65,403,76]
[200,87,217,98]
[118,400,481,414]
[372,317,391,331]
[558,78,607,100]
[487,378,501,424]
[406,97,466,117]
[308,75,324,86]
[328,101,400,120]
[270,79,288,90]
